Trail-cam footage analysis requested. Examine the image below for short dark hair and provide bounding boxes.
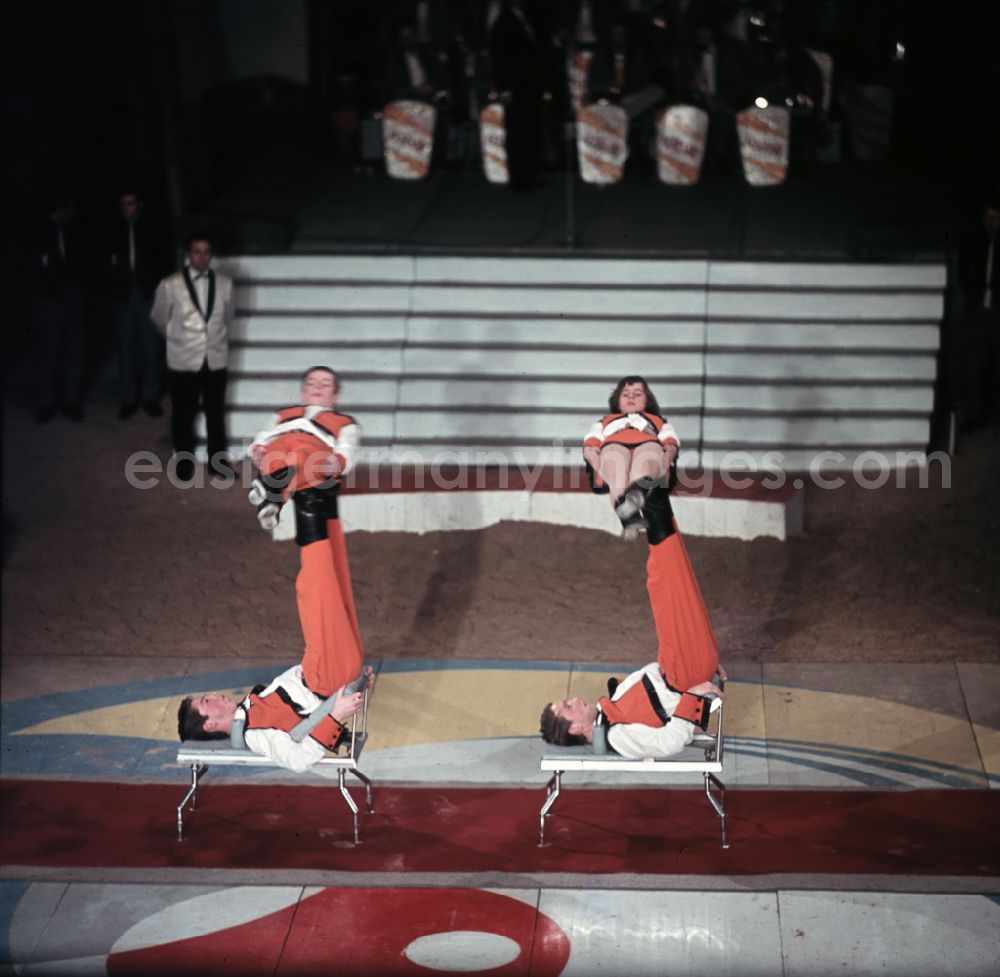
[184,231,212,252]
[177,696,228,742]
[608,375,662,416]
[539,703,587,747]
[301,365,339,392]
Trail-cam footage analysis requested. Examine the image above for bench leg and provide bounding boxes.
[177,763,206,841]
[338,768,362,844]
[704,771,729,849]
[539,771,562,847]
[350,768,375,813]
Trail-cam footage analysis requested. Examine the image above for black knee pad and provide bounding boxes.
[293,483,341,546]
[644,484,676,545]
[294,488,329,546]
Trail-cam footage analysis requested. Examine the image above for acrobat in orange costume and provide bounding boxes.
[250,405,364,696]
[643,484,720,691]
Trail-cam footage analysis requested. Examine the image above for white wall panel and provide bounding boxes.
[706,351,937,381]
[399,378,704,410]
[411,285,706,317]
[708,261,947,288]
[707,321,940,350]
[231,346,404,374]
[224,255,946,469]
[707,290,944,321]
[705,383,934,413]
[406,317,705,347]
[240,283,413,312]
[230,377,400,406]
[414,255,709,285]
[232,315,408,343]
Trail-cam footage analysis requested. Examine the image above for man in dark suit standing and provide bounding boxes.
[110,191,169,419]
[35,195,87,423]
[958,201,1000,429]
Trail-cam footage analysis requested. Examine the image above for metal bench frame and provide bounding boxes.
[176,689,374,844]
[539,696,728,848]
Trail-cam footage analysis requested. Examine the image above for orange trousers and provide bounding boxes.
[297,518,364,697]
[647,521,719,691]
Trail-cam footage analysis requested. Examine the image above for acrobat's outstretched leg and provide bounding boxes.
[326,516,364,656]
[294,485,364,696]
[644,485,720,691]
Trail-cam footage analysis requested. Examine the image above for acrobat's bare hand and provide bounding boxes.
[687,681,725,702]
[331,691,366,723]
[717,665,728,682]
[362,665,376,689]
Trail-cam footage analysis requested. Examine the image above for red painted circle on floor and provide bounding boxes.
[108,887,571,976]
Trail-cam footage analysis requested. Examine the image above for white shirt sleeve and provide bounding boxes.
[335,421,360,475]
[250,413,283,453]
[583,419,605,446]
[657,418,680,446]
[607,715,695,759]
[244,728,327,773]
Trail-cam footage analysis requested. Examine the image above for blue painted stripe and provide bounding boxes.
[765,737,987,778]
[0,882,32,965]
[730,748,979,788]
[727,736,986,779]
[1,660,750,735]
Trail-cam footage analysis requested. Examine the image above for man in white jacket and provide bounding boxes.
[150,232,235,482]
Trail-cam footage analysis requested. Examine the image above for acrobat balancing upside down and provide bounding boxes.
[542,376,725,757]
[177,366,371,771]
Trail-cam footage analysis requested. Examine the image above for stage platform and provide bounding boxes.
[263,465,805,542]
[2,655,998,974]
[198,156,959,263]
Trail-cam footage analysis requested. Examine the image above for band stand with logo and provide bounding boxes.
[382,99,437,180]
[478,102,509,185]
[656,104,709,185]
[576,102,629,185]
[736,104,791,186]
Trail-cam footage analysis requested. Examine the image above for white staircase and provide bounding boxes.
[215,254,945,474]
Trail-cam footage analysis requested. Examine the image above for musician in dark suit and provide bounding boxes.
[109,191,171,419]
[489,0,549,189]
[958,202,1000,429]
[383,19,450,103]
[34,196,87,423]
[150,232,235,482]
[672,17,751,174]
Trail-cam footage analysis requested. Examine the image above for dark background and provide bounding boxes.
[4,0,999,395]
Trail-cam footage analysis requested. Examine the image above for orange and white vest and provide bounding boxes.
[252,405,359,479]
[599,671,709,731]
[583,411,680,450]
[242,684,344,752]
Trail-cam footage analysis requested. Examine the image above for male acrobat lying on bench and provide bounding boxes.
[540,470,726,759]
[177,363,373,772]
[177,665,375,774]
[540,665,724,758]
